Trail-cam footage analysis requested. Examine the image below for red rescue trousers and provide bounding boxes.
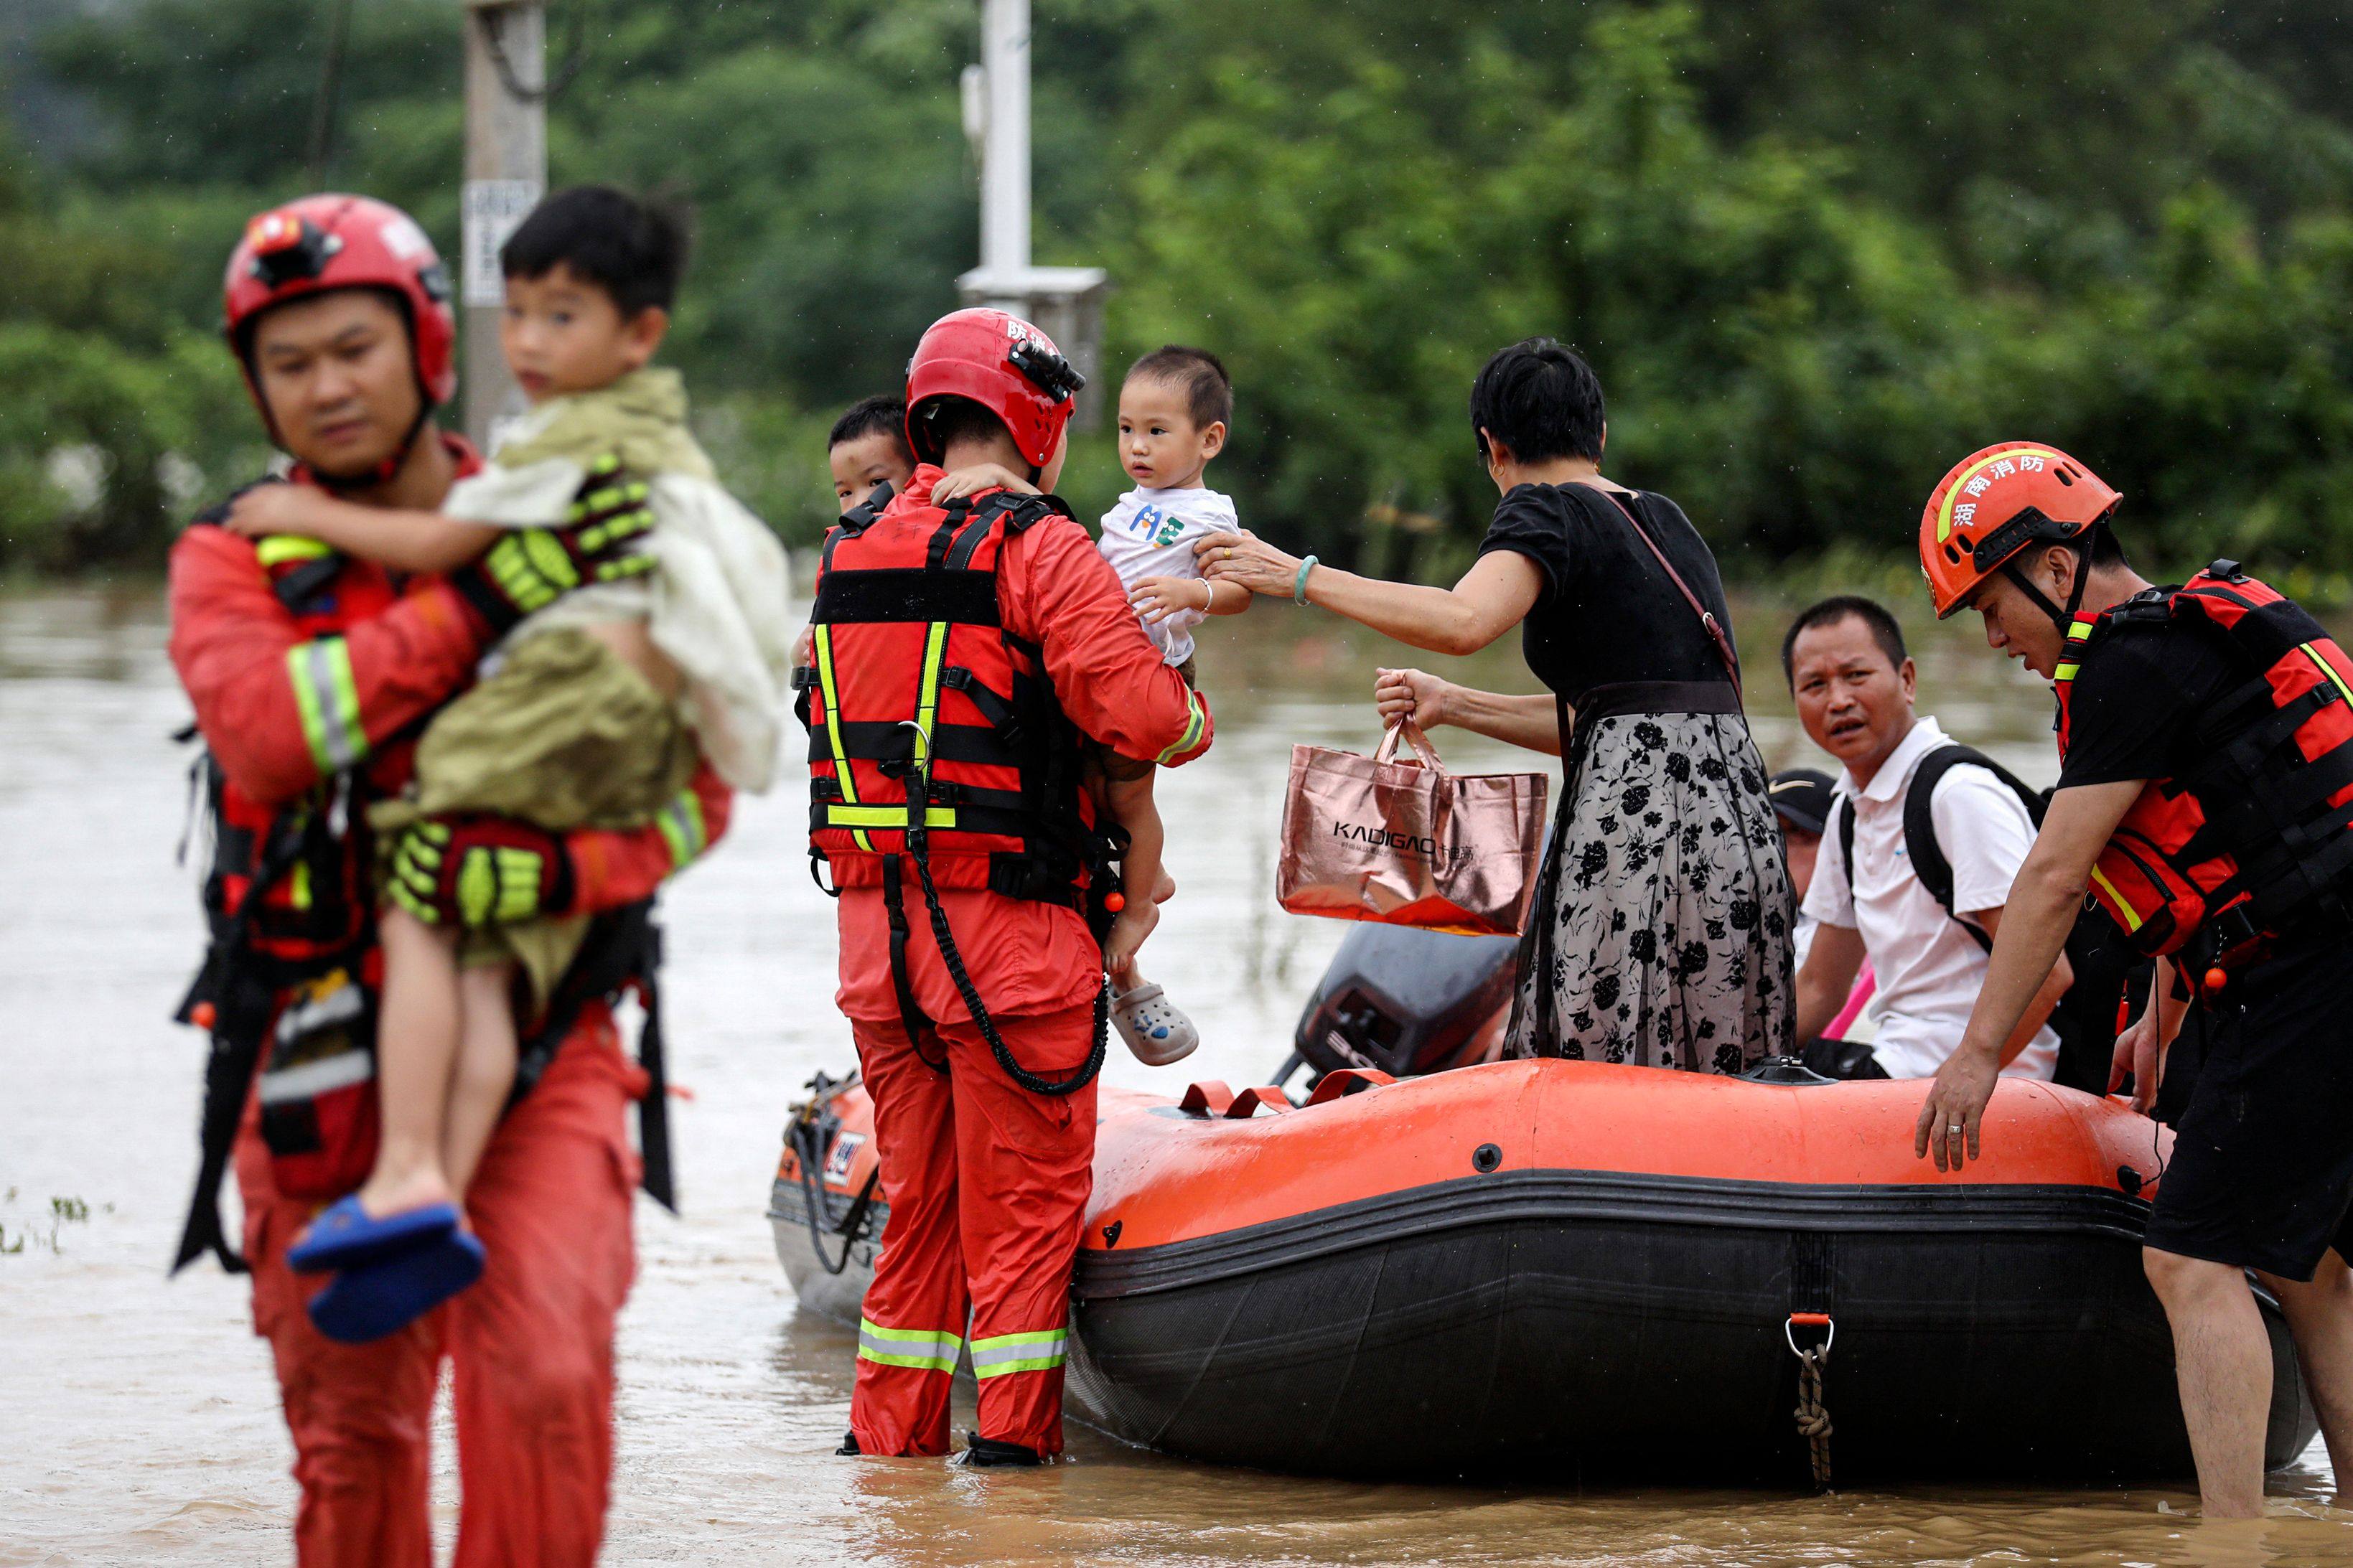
[235,1015,645,1567]
[849,1000,1098,1457]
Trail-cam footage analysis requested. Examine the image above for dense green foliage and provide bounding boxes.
[4,0,2349,588]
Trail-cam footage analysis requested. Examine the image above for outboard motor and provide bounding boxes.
[1292,924,1520,1085]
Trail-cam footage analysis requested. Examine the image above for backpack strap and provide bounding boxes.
[1901,744,2046,952]
[1835,795,1856,902]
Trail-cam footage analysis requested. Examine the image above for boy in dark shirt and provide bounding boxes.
[1912,440,2353,1518]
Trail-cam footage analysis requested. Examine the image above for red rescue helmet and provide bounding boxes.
[1919,441,2122,621]
[223,194,458,416]
[904,307,1084,471]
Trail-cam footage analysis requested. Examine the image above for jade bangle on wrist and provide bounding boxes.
[1294,555,1319,605]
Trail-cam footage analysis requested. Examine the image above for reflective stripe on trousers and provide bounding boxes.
[856,1318,962,1374]
[969,1326,1067,1379]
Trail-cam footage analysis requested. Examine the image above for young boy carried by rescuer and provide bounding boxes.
[223,184,793,1338]
[938,346,1247,1064]
[791,398,920,674]
[829,395,916,510]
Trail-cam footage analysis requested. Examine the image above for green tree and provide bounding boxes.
[8,0,2353,574]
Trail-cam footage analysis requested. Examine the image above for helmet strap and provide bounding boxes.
[1998,560,2071,636]
[2059,523,2102,628]
[1998,525,2100,637]
[312,395,436,494]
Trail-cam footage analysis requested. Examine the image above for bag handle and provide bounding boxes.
[1374,717,1449,772]
[1596,489,1742,698]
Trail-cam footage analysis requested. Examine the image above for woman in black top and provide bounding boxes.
[1202,339,1794,1071]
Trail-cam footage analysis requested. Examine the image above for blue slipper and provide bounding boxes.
[286,1195,462,1274]
[307,1229,487,1344]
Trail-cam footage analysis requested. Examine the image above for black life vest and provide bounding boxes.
[800,484,1100,905]
[2054,562,2353,962]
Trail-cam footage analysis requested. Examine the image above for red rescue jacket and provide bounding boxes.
[812,468,1212,1025]
[166,439,731,1262]
[2056,562,2353,961]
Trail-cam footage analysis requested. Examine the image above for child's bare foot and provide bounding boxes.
[1153,871,1176,903]
[1104,900,1160,980]
[353,1163,458,1222]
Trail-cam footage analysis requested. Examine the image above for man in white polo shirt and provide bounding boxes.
[1783,596,2072,1080]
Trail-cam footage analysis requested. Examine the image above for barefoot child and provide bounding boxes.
[939,345,1247,1064]
[225,185,792,1338]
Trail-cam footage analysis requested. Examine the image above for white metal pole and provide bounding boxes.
[978,0,1030,307]
[461,0,547,449]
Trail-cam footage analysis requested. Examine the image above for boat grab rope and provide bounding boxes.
[1786,1313,1835,1493]
[787,1116,881,1277]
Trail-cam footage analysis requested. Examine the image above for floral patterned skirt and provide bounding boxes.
[1505,710,1796,1073]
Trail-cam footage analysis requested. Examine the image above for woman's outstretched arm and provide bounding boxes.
[1199,531,1541,656]
[1375,668,1563,756]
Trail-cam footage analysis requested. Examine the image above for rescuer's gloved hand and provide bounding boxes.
[386,816,576,927]
[449,453,655,635]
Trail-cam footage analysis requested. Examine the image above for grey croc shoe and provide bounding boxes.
[1110,982,1199,1066]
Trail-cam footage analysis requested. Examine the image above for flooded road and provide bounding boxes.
[3,587,2348,1566]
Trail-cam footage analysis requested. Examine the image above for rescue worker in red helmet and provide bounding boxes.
[170,193,731,1564]
[807,308,1213,1464]
[1912,442,2353,1516]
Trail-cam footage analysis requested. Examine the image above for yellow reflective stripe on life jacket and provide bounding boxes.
[810,624,874,853]
[255,534,334,568]
[2088,865,2144,933]
[968,1325,1068,1378]
[655,787,708,870]
[1155,686,1207,766]
[912,621,950,770]
[1935,447,2067,543]
[856,1318,962,1374]
[825,804,959,830]
[2054,621,2096,684]
[286,637,366,773]
[2301,642,2353,708]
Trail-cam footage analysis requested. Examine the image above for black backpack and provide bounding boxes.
[1835,744,2143,1094]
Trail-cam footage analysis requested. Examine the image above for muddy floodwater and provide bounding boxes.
[4,586,2349,1566]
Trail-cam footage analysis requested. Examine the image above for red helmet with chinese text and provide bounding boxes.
[903,307,1082,471]
[223,194,458,418]
[1919,442,2122,621]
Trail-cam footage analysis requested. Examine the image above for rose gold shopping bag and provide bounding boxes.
[1277,720,1548,936]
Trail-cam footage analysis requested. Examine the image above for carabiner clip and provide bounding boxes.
[1784,1311,1835,1358]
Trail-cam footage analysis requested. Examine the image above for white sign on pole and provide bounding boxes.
[461,179,543,306]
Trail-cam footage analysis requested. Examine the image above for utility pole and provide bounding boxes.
[958,0,1108,430]
[459,0,547,449]
[977,0,1031,289]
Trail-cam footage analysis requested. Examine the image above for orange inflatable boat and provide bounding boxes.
[772,932,2317,1483]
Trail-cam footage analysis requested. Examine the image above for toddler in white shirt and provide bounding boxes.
[934,347,1248,1064]
[1089,347,1250,1061]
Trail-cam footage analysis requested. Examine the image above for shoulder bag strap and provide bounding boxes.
[1596,489,1741,698]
